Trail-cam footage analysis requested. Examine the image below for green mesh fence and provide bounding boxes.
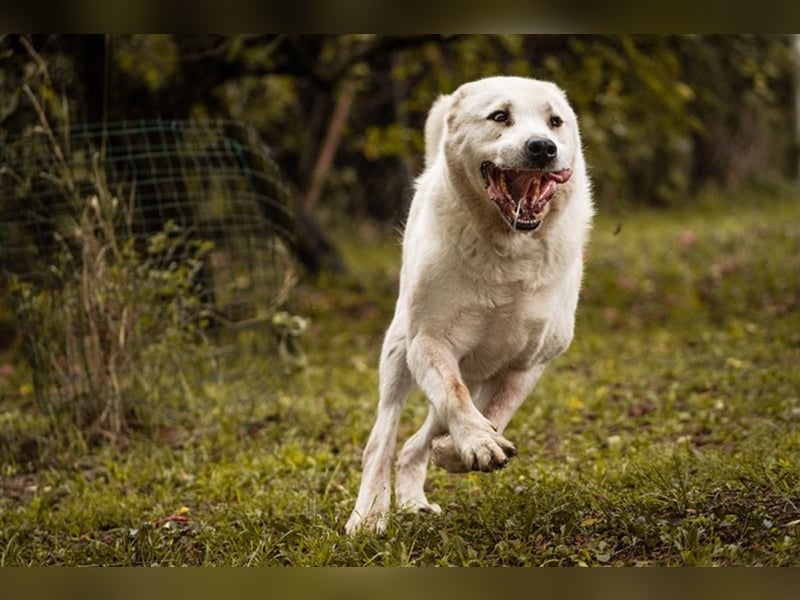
[0,119,299,431]
[1,119,295,312]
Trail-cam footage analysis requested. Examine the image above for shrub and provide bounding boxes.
[10,187,215,439]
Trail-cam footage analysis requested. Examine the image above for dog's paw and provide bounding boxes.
[397,497,442,515]
[345,509,388,536]
[396,475,442,514]
[431,435,469,473]
[449,427,517,472]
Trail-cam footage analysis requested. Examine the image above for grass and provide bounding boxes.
[1,184,798,566]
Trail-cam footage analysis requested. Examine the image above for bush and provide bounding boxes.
[11,188,215,439]
[1,82,304,445]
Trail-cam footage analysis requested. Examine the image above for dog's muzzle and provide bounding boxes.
[481,161,572,231]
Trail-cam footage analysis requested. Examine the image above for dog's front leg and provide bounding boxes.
[407,334,517,472]
[431,365,545,473]
[346,323,413,535]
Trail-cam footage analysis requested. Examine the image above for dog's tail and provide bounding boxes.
[424,93,453,168]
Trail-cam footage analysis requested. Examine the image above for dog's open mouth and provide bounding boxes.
[481,162,572,231]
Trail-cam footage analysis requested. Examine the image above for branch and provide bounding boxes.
[303,81,357,212]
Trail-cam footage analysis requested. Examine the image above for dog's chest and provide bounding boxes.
[447,280,554,380]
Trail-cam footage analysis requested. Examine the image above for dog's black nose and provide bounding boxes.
[526,137,557,168]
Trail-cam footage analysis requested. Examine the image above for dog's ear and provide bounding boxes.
[423,93,455,169]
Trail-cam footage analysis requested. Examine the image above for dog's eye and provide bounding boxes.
[549,115,563,128]
[488,110,509,123]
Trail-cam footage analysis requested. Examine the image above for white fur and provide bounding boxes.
[346,76,594,535]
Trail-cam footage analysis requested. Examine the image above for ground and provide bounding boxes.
[0,184,798,566]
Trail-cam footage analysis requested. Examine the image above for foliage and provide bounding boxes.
[1,54,308,442]
[1,185,797,566]
[359,34,795,209]
[0,75,215,440]
[1,35,794,223]
[10,196,215,439]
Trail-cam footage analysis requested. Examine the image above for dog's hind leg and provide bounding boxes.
[395,408,445,513]
[346,321,413,535]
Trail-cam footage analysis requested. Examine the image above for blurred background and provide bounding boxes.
[1,35,797,270]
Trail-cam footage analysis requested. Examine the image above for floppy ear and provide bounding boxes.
[423,93,454,169]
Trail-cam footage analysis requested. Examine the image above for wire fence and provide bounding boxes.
[1,119,296,317]
[0,119,300,434]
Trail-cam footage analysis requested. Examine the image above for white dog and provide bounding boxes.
[346,76,594,535]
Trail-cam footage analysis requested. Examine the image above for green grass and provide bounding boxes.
[1,184,798,566]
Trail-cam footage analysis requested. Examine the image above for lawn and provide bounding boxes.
[1,184,798,566]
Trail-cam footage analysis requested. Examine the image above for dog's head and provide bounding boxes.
[442,76,582,232]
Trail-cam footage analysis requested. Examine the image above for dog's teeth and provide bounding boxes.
[499,171,512,201]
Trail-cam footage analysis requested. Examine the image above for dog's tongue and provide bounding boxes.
[506,170,538,200]
[504,169,573,202]
[483,165,573,230]
[547,169,572,184]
